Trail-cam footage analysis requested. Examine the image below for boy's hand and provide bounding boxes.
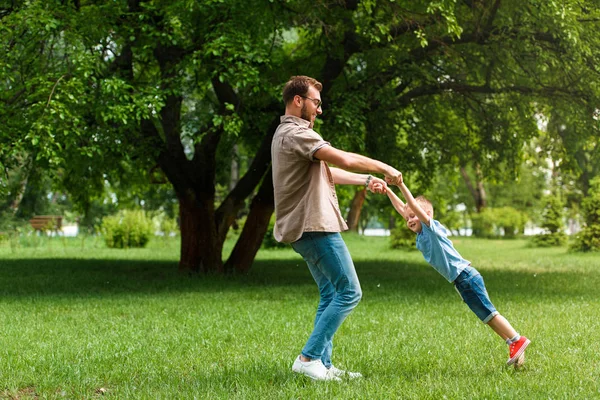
[384,167,402,186]
[368,177,387,194]
[385,171,403,186]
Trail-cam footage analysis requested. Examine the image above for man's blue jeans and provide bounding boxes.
[291,232,362,368]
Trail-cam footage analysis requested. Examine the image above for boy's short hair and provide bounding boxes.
[415,196,434,215]
[404,196,434,217]
[282,76,323,105]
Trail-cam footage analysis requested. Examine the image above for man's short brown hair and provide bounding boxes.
[282,75,323,105]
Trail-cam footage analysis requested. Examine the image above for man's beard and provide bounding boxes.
[300,105,314,128]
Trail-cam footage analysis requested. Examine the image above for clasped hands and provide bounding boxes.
[366,169,403,194]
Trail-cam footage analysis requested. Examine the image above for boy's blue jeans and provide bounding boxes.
[453,266,499,323]
[291,232,362,368]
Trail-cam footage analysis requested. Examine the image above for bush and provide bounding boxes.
[101,210,154,249]
[390,223,416,250]
[571,224,600,252]
[494,206,528,238]
[262,218,287,249]
[152,212,179,237]
[472,207,528,239]
[532,232,568,247]
[471,209,496,238]
[532,194,567,247]
[441,209,463,235]
[571,177,600,252]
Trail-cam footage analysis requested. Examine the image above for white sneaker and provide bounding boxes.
[292,356,341,381]
[328,365,363,379]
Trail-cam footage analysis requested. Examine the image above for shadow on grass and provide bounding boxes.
[0,256,598,301]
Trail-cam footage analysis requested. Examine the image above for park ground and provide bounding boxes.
[0,234,599,399]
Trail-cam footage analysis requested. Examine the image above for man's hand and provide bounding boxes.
[385,169,403,186]
[368,176,387,194]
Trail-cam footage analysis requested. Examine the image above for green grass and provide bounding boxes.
[1,234,599,399]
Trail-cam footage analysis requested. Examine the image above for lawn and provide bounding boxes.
[0,234,599,399]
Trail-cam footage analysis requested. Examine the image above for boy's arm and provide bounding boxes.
[397,182,431,227]
[386,189,407,220]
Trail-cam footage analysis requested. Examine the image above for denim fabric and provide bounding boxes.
[453,266,498,323]
[291,232,362,367]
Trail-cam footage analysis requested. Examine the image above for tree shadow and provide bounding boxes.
[0,256,597,300]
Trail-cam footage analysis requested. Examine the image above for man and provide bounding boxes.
[271,75,402,381]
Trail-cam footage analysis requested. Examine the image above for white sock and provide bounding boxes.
[506,334,520,345]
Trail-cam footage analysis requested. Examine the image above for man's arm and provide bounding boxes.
[330,167,387,194]
[397,181,431,227]
[314,145,402,185]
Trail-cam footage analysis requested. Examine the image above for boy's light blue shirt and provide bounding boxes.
[416,219,471,282]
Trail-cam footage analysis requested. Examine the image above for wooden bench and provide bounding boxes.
[29,215,63,232]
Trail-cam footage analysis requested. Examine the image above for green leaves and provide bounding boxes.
[2,0,600,256]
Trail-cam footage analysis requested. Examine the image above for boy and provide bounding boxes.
[385,174,530,367]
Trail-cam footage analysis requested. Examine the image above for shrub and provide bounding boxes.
[494,206,528,238]
[390,223,416,250]
[471,208,496,238]
[571,177,600,252]
[532,232,568,247]
[101,210,154,249]
[262,218,287,249]
[532,195,567,247]
[152,212,179,237]
[472,207,528,239]
[442,209,463,236]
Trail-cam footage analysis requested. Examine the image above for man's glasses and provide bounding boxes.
[299,95,322,108]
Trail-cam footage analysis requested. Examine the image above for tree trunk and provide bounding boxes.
[178,190,224,274]
[460,165,487,212]
[359,209,369,234]
[225,170,274,274]
[346,188,366,232]
[230,143,239,191]
[388,215,396,230]
[9,175,28,215]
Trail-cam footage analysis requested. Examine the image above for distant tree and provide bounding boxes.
[2,0,599,274]
[532,194,567,247]
[571,177,600,252]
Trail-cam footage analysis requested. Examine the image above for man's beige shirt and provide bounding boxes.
[271,115,348,243]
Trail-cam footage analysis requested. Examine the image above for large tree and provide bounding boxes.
[1,0,599,273]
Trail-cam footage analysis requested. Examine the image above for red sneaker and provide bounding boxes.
[507,336,531,366]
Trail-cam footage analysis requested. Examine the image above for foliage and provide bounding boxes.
[390,223,416,250]
[470,208,496,238]
[571,177,600,252]
[532,232,568,248]
[151,211,179,238]
[532,194,567,247]
[0,210,27,233]
[2,0,600,272]
[486,159,548,219]
[470,207,528,239]
[494,206,528,238]
[100,210,154,249]
[261,217,287,249]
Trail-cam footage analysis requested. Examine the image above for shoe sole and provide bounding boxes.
[507,339,531,366]
[514,353,525,369]
[292,367,341,381]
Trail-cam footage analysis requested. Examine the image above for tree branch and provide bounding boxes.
[46,74,67,108]
[215,114,280,242]
[396,82,590,106]
[0,88,27,105]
